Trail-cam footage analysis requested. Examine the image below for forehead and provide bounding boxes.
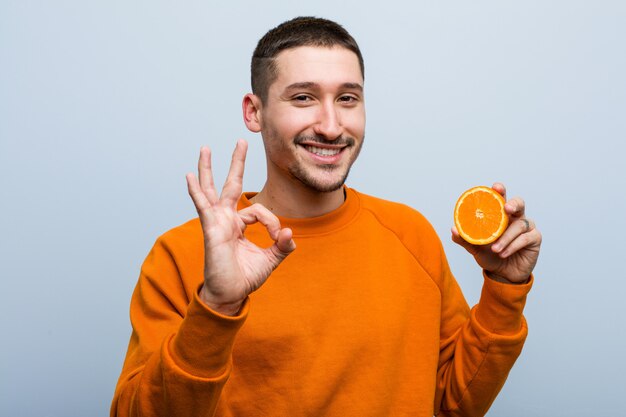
[272,46,363,88]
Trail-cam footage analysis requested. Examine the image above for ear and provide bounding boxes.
[242,93,263,133]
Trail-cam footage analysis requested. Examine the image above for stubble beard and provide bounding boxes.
[289,134,364,193]
[265,132,365,193]
[289,161,349,192]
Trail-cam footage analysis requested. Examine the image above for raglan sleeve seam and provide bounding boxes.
[361,205,445,294]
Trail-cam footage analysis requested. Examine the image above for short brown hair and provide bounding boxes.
[251,17,364,103]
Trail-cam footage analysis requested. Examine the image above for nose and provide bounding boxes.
[313,100,343,141]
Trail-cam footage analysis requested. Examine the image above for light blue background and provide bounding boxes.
[1,1,625,416]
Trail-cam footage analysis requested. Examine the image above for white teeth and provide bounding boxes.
[304,146,341,156]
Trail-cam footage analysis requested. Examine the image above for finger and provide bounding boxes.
[491,218,535,254]
[451,226,479,256]
[270,227,296,260]
[198,147,219,205]
[220,140,248,206]
[238,203,282,240]
[186,172,214,222]
[498,229,541,258]
[504,196,525,218]
[492,182,506,200]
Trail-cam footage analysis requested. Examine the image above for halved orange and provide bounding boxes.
[454,186,508,245]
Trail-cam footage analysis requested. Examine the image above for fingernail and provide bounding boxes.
[492,244,501,252]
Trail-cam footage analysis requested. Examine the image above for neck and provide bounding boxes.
[251,178,346,218]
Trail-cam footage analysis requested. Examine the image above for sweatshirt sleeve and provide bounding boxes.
[110,234,248,417]
[434,263,532,417]
[360,198,532,417]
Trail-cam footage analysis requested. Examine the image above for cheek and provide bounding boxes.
[277,111,316,133]
[344,112,366,137]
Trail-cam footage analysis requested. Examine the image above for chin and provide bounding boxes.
[304,180,346,193]
[291,165,351,193]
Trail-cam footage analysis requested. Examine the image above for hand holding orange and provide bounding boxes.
[452,183,542,284]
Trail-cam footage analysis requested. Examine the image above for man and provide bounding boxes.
[112,17,541,417]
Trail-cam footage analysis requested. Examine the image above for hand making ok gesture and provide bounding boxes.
[186,140,296,316]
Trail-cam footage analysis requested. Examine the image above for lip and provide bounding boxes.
[298,143,347,164]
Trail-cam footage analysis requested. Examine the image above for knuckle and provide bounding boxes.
[250,203,269,218]
[515,234,532,249]
[519,233,530,245]
[269,246,286,262]
[237,211,251,222]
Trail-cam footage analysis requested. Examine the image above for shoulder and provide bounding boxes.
[140,218,204,298]
[353,189,439,240]
[145,218,203,266]
[157,217,203,247]
[352,188,448,280]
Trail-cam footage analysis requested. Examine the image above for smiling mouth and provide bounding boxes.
[303,145,344,157]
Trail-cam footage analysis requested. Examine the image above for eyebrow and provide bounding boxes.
[283,82,363,93]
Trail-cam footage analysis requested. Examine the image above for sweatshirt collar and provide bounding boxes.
[237,187,361,237]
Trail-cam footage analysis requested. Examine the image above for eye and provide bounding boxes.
[293,95,312,102]
[338,95,359,104]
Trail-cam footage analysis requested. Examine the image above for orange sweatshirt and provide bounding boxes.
[112,188,531,417]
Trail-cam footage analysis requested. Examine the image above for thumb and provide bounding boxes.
[269,227,296,263]
[451,226,479,256]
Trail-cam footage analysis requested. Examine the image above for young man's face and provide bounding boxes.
[257,46,366,193]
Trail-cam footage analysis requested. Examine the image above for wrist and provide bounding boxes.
[485,270,530,285]
[199,286,245,316]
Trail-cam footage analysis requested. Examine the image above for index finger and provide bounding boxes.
[220,139,248,205]
[505,196,526,218]
[492,182,506,200]
[238,203,282,241]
